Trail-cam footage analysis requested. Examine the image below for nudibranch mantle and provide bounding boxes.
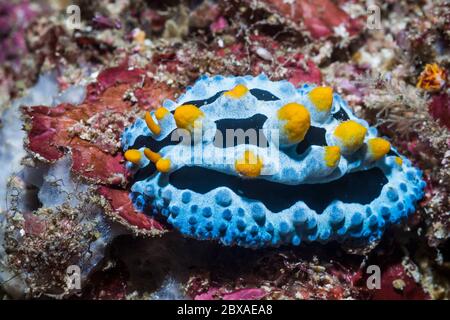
[121,74,425,248]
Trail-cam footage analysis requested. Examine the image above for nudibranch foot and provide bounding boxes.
[122,75,425,248]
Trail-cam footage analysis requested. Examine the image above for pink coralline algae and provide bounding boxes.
[23,65,176,183]
[372,263,429,300]
[429,93,450,129]
[249,35,322,85]
[0,1,38,68]
[241,0,363,39]
[98,186,168,234]
[92,14,122,30]
[23,104,128,184]
[22,64,178,234]
[213,35,322,85]
[210,16,229,34]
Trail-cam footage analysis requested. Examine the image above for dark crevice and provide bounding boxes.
[169,166,388,213]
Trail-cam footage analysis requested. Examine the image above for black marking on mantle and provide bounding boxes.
[130,130,180,152]
[169,166,388,213]
[332,109,350,121]
[214,114,269,148]
[296,126,328,155]
[183,90,226,108]
[250,89,280,101]
[180,87,281,109]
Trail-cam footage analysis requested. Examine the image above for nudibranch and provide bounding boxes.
[121,75,425,248]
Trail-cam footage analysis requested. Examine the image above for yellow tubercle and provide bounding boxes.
[277,103,311,143]
[145,111,161,135]
[395,156,403,166]
[144,148,162,163]
[334,120,367,152]
[224,84,248,99]
[324,146,341,168]
[367,138,391,161]
[155,107,170,120]
[309,86,333,112]
[174,104,204,131]
[235,150,263,177]
[124,149,142,164]
[156,158,171,173]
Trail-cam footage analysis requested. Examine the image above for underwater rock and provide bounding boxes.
[372,263,429,300]
[97,186,168,235]
[0,1,38,68]
[0,72,60,212]
[246,35,323,85]
[230,0,363,40]
[1,156,116,298]
[195,287,267,300]
[183,243,367,300]
[21,64,176,234]
[92,14,122,30]
[122,75,426,248]
[429,92,450,129]
[21,65,174,185]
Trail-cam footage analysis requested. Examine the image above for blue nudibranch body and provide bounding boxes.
[121,74,425,248]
